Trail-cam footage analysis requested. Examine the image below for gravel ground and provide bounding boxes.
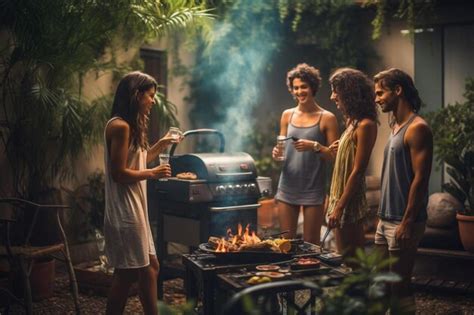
[4,276,474,314]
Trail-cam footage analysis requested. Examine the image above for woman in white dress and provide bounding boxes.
[104,71,175,314]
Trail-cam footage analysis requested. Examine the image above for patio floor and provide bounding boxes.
[4,273,474,314]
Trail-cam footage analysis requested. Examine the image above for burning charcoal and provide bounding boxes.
[208,236,222,249]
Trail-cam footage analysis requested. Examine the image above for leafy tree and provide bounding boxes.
[0,0,213,200]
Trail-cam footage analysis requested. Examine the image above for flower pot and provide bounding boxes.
[258,198,277,228]
[11,258,56,301]
[456,212,474,253]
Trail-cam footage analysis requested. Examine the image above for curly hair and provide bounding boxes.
[329,68,377,123]
[374,68,422,113]
[286,63,322,96]
[110,71,157,151]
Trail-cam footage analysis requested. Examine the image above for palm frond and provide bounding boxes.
[129,0,215,38]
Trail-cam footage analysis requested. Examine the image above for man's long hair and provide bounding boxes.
[329,68,378,124]
[374,68,422,113]
[110,71,157,151]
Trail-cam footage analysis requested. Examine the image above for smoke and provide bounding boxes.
[195,0,282,151]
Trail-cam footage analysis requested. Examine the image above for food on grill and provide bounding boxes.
[239,240,280,252]
[255,271,285,278]
[291,257,321,270]
[176,172,197,180]
[207,224,291,253]
[255,265,279,271]
[274,238,291,253]
[247,276,271,284]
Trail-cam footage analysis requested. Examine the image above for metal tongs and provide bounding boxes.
[280,136,299,141]
[264,230,290,239]
[320,227,331,253]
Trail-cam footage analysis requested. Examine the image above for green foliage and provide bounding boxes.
[63,170,105,243]
[320,249,400,315]
[0,0,213,200]
[426,78,474,213]
[362,0,435,39]
[157,300,195,315]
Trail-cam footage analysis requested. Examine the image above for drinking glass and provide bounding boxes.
[276,135,286,161]
[168,127,183,143]
[159,153,170,165]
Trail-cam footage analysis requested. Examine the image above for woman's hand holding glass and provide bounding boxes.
[168,127,184,143]
[158,127,184,149]
[272,145,281,161]
[150,164,171,179]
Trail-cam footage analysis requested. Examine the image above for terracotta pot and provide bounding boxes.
[11,258,56,301]
[258,198,277,228]
[456,212,474,253]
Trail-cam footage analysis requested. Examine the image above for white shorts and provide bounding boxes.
[374,219,425,251]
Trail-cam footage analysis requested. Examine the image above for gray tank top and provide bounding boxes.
[378,115,427,222]
[275,109,327,205]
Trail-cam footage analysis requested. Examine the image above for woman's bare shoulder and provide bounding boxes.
[106,118,129,138]
[280,108,295,122]
[320,109,337,122]
[358,117,377,128]
[282,108,294,117]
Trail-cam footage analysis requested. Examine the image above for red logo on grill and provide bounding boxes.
[240,163,249,170]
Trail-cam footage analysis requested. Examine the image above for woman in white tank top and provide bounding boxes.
[104,71,177,315]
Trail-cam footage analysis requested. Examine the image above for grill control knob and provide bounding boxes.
[235,184,242,193]
[248,183,257,192]
[227,184,235,193]
[216,185,226,194]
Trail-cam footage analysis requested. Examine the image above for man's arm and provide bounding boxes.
[396,119,433,243]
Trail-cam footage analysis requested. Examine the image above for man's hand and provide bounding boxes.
[395,222,413,249]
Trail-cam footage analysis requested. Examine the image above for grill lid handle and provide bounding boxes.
[170,129,225,155]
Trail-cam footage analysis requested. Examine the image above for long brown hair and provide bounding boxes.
[329,68,378,124]
[110,71,157,151]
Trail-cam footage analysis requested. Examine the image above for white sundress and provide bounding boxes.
[103,117,156,269]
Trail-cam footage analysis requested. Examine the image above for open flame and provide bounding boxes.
[215,223,261,252]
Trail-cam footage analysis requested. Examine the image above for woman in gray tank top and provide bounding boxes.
[272,63,339,245]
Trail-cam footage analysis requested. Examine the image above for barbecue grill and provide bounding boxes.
[149,129,272,289]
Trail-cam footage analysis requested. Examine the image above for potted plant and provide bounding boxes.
[427,78,474,252]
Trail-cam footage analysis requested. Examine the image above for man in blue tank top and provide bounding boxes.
[373,68,433,315]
